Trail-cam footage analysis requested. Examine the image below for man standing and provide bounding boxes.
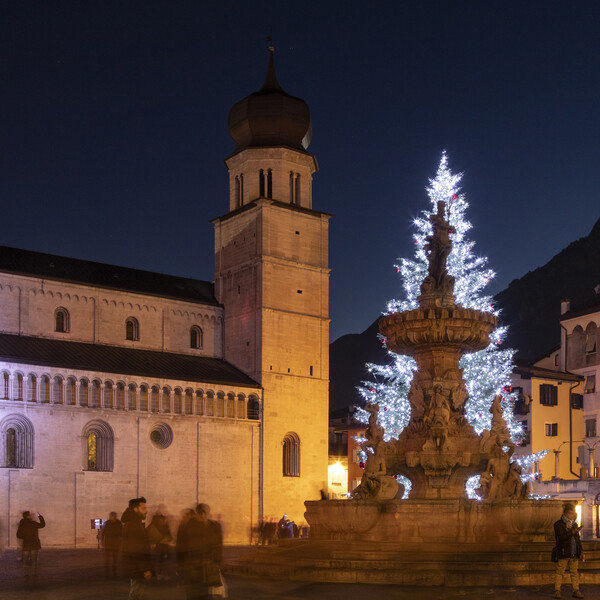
[554,503,584,599]
[176,503,223,600]
[122,497,152,599]
[16,511,45,580]
[101,511,123,577]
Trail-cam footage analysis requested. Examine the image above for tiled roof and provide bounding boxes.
[0,333,260,388]
[0,245,218,306]
[513,364,584,383]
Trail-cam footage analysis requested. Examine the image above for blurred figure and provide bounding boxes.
[262,518,277,545]
[277,514,293,540]
[122,497,152,599]
[176,503,223,600]
[16,511,45,579]
[101,511,122,577]
[147,510,172,581]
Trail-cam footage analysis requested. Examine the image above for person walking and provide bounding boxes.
[554,503,584,599]
[176,503,223,600]
[16,511,45,580]
[122,497,152,599]
[101,511,122,577]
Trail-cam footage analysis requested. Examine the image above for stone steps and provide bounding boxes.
[224,542,600,587]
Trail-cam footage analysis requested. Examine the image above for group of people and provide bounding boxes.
[118,497,224,600]
[257,514,308,545]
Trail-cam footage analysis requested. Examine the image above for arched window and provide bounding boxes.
[206,391,214,417]
[174,389,182,414]
[151,386,159,413]
[267,168,272,198]
[104,382,113,409]
[162,387,171,413]
[125,317,139,341]
[140,385,149,411]
[190,326,203,349]
[1,414,34,468]
[195,391,204,416]
[237,394,246,419]
[66,377,77,406]
[216,392,225,417]
[247,395,260,420]
[55,307,69,333]
[235,176,241,208]
[40,375,50,403]
[128,384,137,411]
[27,374,37,402]
[295,174,301,205]
[259,169,265,197]
[226,393,235,418]
[283,432,300,477]
[14,373,23,401]
[53,376,63,404]
[83,420,114,472]
[115,383,125,410]
[79,379,89,407]
[1,372,9,399]
[91,380,101,408]
[586,322,598,354]
[185,389,194,415]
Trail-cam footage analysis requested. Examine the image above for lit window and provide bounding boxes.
[283,432,300,477]
[125,317,139,341]
[190,326,203,349]
[545,423,558,437]
[55,307,69,333]
[1,414,34,468]
[83,420,113,471]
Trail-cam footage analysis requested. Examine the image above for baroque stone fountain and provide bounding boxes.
[305,202,561,550]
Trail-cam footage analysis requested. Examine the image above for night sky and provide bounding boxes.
[2,2,599,341]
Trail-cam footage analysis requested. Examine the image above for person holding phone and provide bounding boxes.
[554,503,584,599]
[16,511,46,580]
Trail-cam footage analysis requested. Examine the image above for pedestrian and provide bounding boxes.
[122,497,152,599]
[176,503,223,600]
[16,511,45,580]
[147,510,172,581]
[101,511,122,577]
[554,502,584,599]
[277,514,293,540]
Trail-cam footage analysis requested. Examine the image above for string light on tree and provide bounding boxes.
[356,152,538,488]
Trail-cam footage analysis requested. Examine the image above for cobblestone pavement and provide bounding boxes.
[1,548,600,600]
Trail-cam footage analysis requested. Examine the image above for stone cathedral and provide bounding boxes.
[0,49,330,548]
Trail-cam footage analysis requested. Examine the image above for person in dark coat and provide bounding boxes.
[554,502,584,599]
[122,497,152,599]
[101,511,123,577]
[147,511,172,581]
[277,514,293,540]
[176,503,223,600]
[16,511,45,579]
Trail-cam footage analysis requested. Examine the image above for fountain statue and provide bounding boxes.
[305,201,562,546]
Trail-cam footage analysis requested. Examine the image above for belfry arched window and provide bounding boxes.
[125,317,139,341]
[1,414,34,468]
[283,432,300,477]
[55,307,69,333]
[267,168,272,198]
[83,420,114,472]
[190,326,203,349]
[259,169,265,197]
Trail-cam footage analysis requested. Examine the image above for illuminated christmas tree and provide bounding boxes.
[358,153,522,443]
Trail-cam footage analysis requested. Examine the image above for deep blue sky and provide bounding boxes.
[1,2,599,341]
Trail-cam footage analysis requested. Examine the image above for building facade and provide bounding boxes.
[0,50,329,548]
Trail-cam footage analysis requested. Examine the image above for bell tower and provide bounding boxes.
[213,48,330,522]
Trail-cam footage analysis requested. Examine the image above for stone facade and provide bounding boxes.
[0,52,330,547]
